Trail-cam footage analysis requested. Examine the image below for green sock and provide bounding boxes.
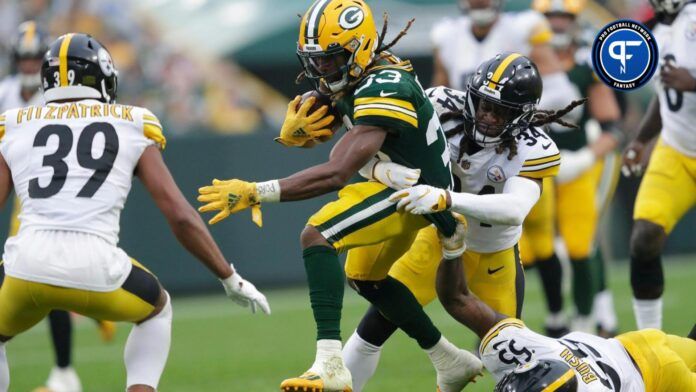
[355,276,441,349]
[571,258,595,316]
[303,246,344,341]
[590,247,607,292]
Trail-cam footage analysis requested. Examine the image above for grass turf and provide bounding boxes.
[7,255,696,391]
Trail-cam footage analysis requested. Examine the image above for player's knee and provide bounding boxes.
[300,225,330,249]
[127,385,155,392]
[139,289,172,325]
[630,220,666,260]
[566,241,591,260]
[348,278,385,302]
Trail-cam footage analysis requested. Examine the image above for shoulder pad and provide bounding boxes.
[352,69,419,129]
[514,10,552,45]
[138,107,166,150]
[426,86,466,118]
[517,127,560,179]
[480,318,526,356]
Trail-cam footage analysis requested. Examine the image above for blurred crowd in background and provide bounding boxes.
[0,0,278,135]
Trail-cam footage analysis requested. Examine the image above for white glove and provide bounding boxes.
[438,221,467,259]
[389,184,448,214]
[220,270,271,315]
[556,148,595,185]
[359,157,421,190]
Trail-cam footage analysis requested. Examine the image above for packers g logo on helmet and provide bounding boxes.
[297,0,378,94]
[339,6,365,29]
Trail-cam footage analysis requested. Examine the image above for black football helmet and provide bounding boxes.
[495,360,578,392]
[11,21,51,90]
[463,53,542,147]
[41,33,117,103]
[648,0,686,20]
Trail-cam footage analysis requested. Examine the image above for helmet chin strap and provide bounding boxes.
[100,79,113,103]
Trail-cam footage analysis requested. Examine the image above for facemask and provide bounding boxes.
[469,8,498,26]
[19,72,41,91]
[550,32,573,50]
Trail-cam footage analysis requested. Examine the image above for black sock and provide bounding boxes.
[571,258,595,316]
[353,277,441,349]
[356,305,398,347]
[536,254,563,314]
[688,324,696,341]
[48,310,72,368]
[630,255,664,299]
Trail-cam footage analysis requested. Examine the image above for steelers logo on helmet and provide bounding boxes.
[98,48,115,77]
[338,6,365,30]
[591,19,658,90]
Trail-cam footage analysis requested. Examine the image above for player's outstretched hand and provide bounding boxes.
[621,141,646,177]
[438,220,467,260]
[198,179,263,226]
[220,270,271,315]
[389,184,448,214]
[275,95,335,147]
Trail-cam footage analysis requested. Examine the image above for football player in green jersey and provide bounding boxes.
[197,1,483,391]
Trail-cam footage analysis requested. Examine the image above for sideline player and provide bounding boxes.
[622,0,696,330]
[0,33,269,392]
[343,54,585,391]
[431,0,578,113]
[521,0,624,336]
[197,1,482,390]
[437,224,696,391]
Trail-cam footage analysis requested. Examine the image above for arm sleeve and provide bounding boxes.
[448,176,541,226]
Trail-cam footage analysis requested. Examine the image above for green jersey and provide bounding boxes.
[334,60,456,235]
[548,54,595,151]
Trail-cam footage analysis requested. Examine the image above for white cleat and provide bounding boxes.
[34,366,82,392]
[435,349,483,392]
[280,354,353,392]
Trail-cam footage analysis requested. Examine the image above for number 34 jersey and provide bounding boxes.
[0,100,166,245]
[426,86,560,253]
[481,319,645,391]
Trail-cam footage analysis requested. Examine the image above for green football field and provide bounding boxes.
[7,255,696,391]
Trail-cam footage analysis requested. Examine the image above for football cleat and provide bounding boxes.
[280,355,352,392]
[435,349,484,392]
[33,366,82,392]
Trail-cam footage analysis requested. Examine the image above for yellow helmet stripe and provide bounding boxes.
[306,0,331,45]
[487,53,522,88]
[541,369,576,392]
[23,21,36,47]
[59,33,75,87]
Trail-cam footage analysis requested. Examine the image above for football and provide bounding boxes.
[298,90,343,138]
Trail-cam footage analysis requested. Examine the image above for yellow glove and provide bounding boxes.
[197,179,263,226]
[274,95,335,147]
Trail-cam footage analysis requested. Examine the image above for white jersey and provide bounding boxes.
[427,86,560,253]
[0,100,166,290]
[652,3,696,157]
[431,11,552,90]
[480,319,645,392]
[0,75,43,111]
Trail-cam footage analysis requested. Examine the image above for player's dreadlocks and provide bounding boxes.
[443,98,587,162]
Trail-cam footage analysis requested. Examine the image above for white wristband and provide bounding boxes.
[256,180,281,202]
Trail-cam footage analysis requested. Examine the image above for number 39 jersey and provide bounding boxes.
[652,3,696,157]
[0,100,166,245]
[480,319,645,391]
[426,86,560,253]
